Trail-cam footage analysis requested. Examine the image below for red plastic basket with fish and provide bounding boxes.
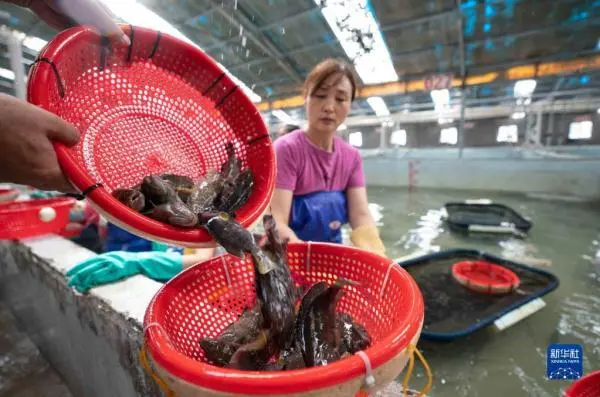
[143,242,426,397]
[0,197,76,240]
[452,260,520,295]
[27,24,275,247]
[565,371,600,397]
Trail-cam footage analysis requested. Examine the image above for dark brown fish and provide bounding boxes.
[186,169,221,214]
[111,188,145,211]
[200,304,263,366]
[140,175,177,206]
[217,169,254,214]
[161,174,195,202]
[199,212,265,260]
[299,279,354,367]
[220,142,241,182]
[145,200,198,228]
[337,312,371,355]
[226,329,276,371]
[253,215,297,351]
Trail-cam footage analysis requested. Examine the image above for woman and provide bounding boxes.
[270,58,386,256]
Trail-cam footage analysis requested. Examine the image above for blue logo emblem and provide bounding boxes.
[546,344,583,380]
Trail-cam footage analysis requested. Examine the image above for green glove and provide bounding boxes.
[65,251,183,293]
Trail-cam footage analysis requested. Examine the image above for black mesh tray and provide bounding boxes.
[444,202,533,233]
[398,249,559,341]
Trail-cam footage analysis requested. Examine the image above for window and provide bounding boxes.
[440,127,458,145]
[497,125,518,143]
[390,129,407,146]
[569,121,593,140]
[349,131,363,147]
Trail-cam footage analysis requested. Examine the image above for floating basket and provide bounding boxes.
[143,242,427,397]
[0,197,75,240]
[27,24,275,248]
[452,260,520,295]
[564,371,600,397]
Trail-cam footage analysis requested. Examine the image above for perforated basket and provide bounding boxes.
[565,371,600,397]
[27,24,275,248]
[452,260,520,295]
[143,242,425,397]
[0,197,76,240]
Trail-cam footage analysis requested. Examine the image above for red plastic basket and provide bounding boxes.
[27,24,275,248]
[565,371,600,397]
[0,188,19,203]
[452,260,520,295]
[143,242,425,397]
[0,197,76,240]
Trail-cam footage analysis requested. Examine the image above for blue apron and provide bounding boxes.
[104,223,153,252]
[290,191,348,243]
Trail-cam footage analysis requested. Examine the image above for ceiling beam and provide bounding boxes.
[209,1,303,83]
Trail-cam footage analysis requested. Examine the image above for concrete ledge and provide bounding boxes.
[0,236,165,397]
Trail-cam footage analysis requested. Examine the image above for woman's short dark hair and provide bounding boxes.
[303,58,357,101]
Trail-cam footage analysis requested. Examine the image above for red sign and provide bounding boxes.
[424,74,454,91]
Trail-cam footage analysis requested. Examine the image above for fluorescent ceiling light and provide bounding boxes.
[316,0,398,85]
[272,110,294,124]
[514,79,537,98]
[437,117,454,125]
[22,36,47,52]
[0,68,15,80]
[497,124,518,143]
[366,96,390,116]
[98,0,261,103]
[511,112,526,120]
[596,108,600,114]
[337,123,348,131]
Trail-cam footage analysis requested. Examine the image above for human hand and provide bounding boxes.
[66,251,183,293]
[7,0,129,45]
[0,94,79,192]
[350,224,387,257]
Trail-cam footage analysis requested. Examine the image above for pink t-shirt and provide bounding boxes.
[274,130,365,196]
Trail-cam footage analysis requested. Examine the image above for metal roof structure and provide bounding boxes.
[0,0,599,128]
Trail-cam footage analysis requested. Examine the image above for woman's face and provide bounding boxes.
[305,73,353,135]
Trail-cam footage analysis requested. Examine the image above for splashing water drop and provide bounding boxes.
[242,36,247,47]
[246,49,250,57]
[234,0,238,10]
[281,27,286,34]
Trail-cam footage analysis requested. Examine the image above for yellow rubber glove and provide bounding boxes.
[350,225,386,257]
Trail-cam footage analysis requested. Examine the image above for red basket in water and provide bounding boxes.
[565,371,600,397]
[0,197,76,240]
[27,24,275,248]
[452,260,520,295]
[143,242,425,397]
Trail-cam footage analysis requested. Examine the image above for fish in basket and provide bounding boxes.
[142,215,430,397]
[27,24,275,248]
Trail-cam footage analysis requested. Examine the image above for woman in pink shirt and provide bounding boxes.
[270,58,386,256]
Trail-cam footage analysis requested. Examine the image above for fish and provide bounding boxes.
[200,304,264,366]
[160,174,195,202]
[226,329,276,370]
[298,279,354,367]
[199,212,262,259]
[220,142,241,182]
[145,200,198,228]
[140,175,177,206]
[186,169,221,215]
[111,188,145,211]
[337,312,371,356]
[217,169,254,214]
[253,215,297,350]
